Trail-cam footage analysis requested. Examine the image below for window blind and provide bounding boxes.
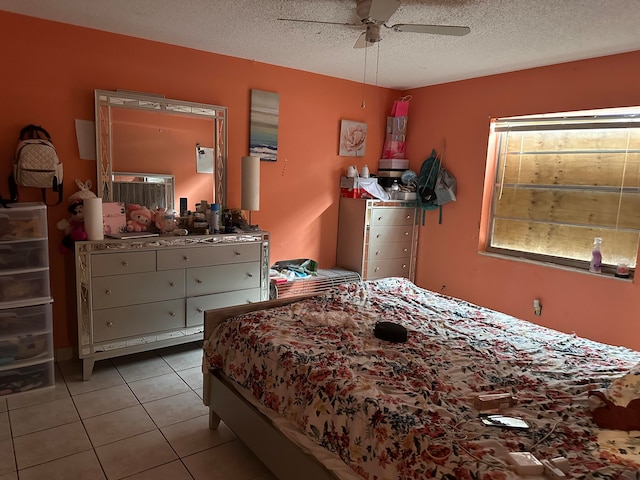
[488,109,640,269]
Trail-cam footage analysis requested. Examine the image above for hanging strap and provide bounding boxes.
[41,182,63,206]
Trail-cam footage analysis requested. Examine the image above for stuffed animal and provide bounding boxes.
[56,179,97,254]
[68,179,96,203]
[126,204,153,232]
[57,201,87,254]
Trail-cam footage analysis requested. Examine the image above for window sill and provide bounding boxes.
[478,251,634,283]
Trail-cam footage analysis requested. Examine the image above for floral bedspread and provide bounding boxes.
[204,277,640,480]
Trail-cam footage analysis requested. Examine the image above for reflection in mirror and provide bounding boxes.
[95,90,227,211]
[112,173,174,209]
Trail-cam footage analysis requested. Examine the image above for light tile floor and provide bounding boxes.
[0,342,276,480]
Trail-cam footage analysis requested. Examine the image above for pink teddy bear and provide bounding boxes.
[126,204,153,232]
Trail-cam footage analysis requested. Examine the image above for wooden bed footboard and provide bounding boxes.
[202,295,340,480]
[202,295,315,406]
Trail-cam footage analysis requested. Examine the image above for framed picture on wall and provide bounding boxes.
[339,120,367,156]
[249,89,279,162]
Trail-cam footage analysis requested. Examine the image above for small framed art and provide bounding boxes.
[339,120,367,156]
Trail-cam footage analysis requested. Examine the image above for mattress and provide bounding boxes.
[204,277,640,479]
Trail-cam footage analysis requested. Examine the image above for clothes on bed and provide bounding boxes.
[204,277,640,480]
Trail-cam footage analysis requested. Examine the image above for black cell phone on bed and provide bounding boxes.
[480,414,530,430]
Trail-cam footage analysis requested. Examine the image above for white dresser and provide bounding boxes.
[336,198,418,281]
[0,203,54,396]
[76,232,270,379]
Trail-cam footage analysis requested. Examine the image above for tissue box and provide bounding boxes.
[102,202,127,235]
[340,177,378,199]
[340,176,378,189]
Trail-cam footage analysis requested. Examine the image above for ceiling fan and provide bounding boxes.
[278,0,470,48]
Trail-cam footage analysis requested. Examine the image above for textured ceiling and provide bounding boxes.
[2,0,640,89]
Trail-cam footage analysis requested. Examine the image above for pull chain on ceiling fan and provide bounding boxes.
[278,0,470,49]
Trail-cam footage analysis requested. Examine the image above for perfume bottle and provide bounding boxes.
[589,237,602,273]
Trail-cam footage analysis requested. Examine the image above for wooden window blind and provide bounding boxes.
[487,109,640,271]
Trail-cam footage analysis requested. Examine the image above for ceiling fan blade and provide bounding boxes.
[353,31,370,49]
[390,23,471,36]
[366,0,400,23]
[277,18,358,28]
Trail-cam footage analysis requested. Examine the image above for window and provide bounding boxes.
[484,107,640,273]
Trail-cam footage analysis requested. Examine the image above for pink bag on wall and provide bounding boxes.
[390,95,411,117]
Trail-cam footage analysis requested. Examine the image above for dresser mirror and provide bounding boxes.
[95,90,227,211]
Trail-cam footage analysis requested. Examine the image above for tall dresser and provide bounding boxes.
[0,203,54,396]
[336,198,418,281]
[75,232,270,379]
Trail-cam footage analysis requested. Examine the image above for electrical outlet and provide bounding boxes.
[533,299,542,316]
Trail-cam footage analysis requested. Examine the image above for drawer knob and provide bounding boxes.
[375,267,380,272]
[196,279,203,284]
[404,232,409,236]
[406,215,411,219]
[235,251,241,256]
[183,256,190,261]
[378,216,383,221]
[247,273,253,278]
[106,322,113,328]
[105,289,112,295]
[197,308,204,313]
[375,250,380,256]
[122,261,128,267]
[169,282,175,287]
[403,248,408,252]
[170,312,176,317]
[402,264,407,269]
[376,234,381,238]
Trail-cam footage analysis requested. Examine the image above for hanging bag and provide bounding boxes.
[13,124,64,205]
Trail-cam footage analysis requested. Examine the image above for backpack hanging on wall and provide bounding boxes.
[12,124,64,205]
[416,149,441,224]
[416,148,457,225]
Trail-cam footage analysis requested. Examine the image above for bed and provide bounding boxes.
[202,277,640,479]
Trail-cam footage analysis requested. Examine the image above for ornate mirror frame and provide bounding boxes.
[95,89,227,209]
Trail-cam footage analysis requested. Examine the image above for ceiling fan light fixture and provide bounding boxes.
[366,25,382,43]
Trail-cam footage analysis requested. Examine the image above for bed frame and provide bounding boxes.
[203,296,341,480]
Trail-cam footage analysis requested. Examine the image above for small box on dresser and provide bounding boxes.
[0,203,54,397]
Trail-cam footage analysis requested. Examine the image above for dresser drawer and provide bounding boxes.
[186,262,260,296]
[91,251,156,277]
[369,207,415,227]
[93,299,185,342]
[367,240,412,261]
[365,258,411,280]
[369,225,414,244]
[157,243,261,270]
[92,270,185,310]
[186,290,262,326]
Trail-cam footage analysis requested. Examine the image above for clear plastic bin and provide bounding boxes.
[0,239,49,271]
[0,270,50,305]
[0,333,53,367]
[0,303,52,337]
[0,203,47,241]
[0,361,54,396]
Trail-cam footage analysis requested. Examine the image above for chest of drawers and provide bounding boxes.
[75,233,269,379]
[336,198,418,281]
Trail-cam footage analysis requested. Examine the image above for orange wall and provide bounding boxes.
[0,11,399,350]
[2,11,639,353]
[405,51,640,351]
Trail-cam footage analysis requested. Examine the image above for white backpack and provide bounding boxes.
[13,125,63,205]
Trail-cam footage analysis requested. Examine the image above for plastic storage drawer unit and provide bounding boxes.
[0,203,54,397]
